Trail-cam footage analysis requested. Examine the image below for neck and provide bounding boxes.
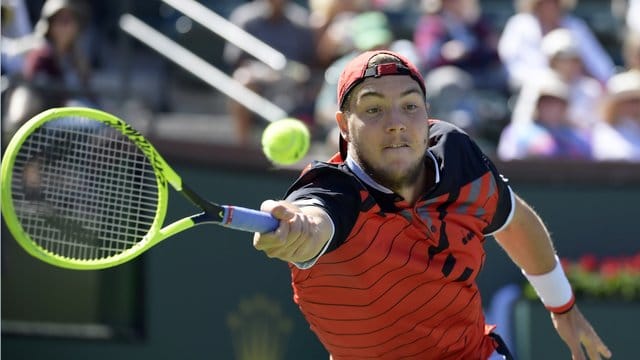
[346,153,437,205]
[396,168,428,204]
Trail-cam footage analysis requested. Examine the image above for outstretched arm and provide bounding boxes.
[493,194,612,360]
[253,200,333,264]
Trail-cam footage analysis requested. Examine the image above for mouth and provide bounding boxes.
[384,143,410,150]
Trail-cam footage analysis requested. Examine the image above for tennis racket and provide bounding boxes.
[1,107,279,270]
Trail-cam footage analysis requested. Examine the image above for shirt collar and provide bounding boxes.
[345,151,440,193]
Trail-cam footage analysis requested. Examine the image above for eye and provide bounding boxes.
[366,106,382,114]
[404,103,421,112]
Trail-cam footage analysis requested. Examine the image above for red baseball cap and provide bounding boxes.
[336,50,426,159]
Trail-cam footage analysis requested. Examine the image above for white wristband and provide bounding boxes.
[522,255,575,313]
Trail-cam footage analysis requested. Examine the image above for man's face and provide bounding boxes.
[535,0,562,23]
[536,95,568,127]
[551,56,583,81]
[337,75,429,190]
[49,8,80,48]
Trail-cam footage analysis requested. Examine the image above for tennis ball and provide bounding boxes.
[261,118,310,165]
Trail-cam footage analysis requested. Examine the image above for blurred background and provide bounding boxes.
[2,0,639,359]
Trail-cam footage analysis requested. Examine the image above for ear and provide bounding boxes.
[335,111,349,141]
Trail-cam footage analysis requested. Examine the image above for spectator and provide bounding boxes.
[497,70,592,160]
[592,70,640,161]
[424,66,484,138]
[223,0,317,146]
[538,28,604,129]
[411,0,510,149]
[612,0,640,34]
[308,0,370,67]
[1,0,34,133]
[626,0,640,33]
[1,0,33,76]
[498,0,615,90]
[622,29,640,71]
[3,0,95,141]
[314,11,395,130]
[413,0,507,92]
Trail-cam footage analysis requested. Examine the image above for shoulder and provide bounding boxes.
[592,122,636,160]
[561,14,589,28]
[26,42,53,59]
[429,118,464,133]
[428,120,476,160]
[286,160,362,196]
[503,13,537,28]
[562,15,601,38]
[428,119,499,180]
[428,119,474,151]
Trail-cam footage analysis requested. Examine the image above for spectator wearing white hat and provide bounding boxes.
[497,70,592,160]
[2,0,95,143]
[612,0,640,34]
[621,29,640,72]
[1,0,33,76]
[592,70,640,161]
[498,0,615,90]
[539,28,604,130]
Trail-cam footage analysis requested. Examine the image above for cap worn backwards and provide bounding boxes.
[336,50,426,158]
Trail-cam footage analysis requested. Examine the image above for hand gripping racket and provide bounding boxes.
[1,107,279,270]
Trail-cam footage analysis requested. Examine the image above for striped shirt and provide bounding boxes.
[286,120,514,359]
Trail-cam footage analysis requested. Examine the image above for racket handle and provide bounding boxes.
[221,205,280,233]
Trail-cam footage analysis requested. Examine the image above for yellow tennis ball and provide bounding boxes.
[261,118,310,165]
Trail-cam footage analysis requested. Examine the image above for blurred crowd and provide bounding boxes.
[2,0,640,162]
[1,0,96,145]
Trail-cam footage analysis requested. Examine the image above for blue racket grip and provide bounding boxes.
[220,205,280,233]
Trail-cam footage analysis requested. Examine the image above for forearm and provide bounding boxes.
[494,194,574,312]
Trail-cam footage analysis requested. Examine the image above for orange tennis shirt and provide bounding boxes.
[285,120,514,359]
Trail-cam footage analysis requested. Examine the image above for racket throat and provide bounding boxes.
[191,211,223,225]
[179,185,225,222]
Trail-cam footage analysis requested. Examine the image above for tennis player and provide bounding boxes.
[253,50,611,359]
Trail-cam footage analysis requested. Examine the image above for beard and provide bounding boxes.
[354,148,425,193]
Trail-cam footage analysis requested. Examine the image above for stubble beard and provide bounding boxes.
[353,147,424,193]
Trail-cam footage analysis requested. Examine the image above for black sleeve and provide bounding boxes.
[284,164,361,253]
[430,120,513,234]
[472,141,514,234]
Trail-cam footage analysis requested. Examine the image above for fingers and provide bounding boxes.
[557,309,612,360]
[564,333,584,360]
[596,341,612,359]
[271,203,297,221]
[253,201,311,262]
[576,311,611,360]
[260,200,296,221]
[581,329,612,360]
[253,217,289,253]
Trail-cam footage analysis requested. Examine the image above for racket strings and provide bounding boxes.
[11,116,160,260]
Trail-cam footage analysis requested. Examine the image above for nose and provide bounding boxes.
[385,108,407,133]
